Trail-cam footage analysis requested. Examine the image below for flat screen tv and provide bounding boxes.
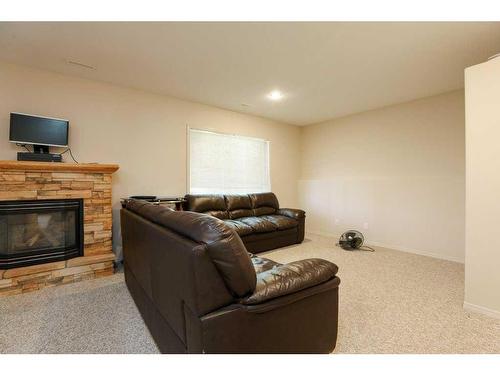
[9,112,69,148]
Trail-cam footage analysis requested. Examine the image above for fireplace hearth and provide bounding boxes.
[0,199,83,269]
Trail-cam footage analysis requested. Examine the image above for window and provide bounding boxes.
[189,129,270,194]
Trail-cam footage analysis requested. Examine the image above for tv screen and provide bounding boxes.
[9,113,69,147]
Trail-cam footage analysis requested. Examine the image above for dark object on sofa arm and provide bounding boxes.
[184,192,305,253]
[121,199,340,353]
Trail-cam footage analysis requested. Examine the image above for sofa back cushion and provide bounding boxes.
[225,194,253,219]
[185,194,229,220]
[249,192,280,216]
[125,199,256,298]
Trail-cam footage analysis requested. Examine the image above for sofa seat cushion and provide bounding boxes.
[237,216,277,233]
[242,258,339,305]
[259,215,298,230]
[224,219,254,237]
[250,255,280,273]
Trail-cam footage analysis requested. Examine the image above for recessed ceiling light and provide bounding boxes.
[267,90,284,101]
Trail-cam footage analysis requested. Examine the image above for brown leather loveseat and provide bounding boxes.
[121,199,340,353]
[184,192,305,253]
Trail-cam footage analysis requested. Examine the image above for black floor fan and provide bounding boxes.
[336,230,375,252]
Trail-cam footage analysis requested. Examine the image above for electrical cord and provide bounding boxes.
[335,243,376,252]
[360,246,376,252]
[59,147,79,163]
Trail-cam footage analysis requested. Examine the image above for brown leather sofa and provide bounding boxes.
[184,192,305,253]
[121,199,340,353]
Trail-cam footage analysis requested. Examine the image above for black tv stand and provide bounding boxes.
[17,144,62,162]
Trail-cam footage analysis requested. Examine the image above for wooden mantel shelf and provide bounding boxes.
[0,161,119,174]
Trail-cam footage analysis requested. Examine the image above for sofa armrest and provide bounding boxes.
[241,258,338,305]
[276,208,305,220]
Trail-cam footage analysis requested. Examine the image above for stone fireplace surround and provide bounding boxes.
[0,161,119,296]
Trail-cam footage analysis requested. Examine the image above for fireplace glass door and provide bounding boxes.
[0,199,83,269]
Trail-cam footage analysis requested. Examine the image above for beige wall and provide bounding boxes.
[300,91,465,262]
[464,57,500,318]
[0,62,301,254]
[0,62,469,267]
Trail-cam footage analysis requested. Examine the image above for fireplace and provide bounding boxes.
[0,199,83,269]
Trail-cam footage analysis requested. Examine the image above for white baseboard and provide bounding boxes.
[306,230,464,264]
[463,302,500,320]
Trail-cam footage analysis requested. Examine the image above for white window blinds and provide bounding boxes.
[189,129,271,194]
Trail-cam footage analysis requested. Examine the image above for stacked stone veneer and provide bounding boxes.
[0,162,119,296]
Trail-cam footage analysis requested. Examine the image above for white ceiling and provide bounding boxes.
[1,22,500,125]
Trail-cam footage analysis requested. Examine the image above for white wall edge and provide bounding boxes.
[306,230,464,264]
[463,302,500,320]
[114,245,123,262]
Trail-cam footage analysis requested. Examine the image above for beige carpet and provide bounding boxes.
[1,234,499,353]
[264,234,500,353]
